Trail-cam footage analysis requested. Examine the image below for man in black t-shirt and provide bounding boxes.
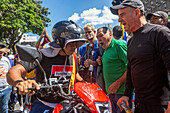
[7,20,86,113]
[110,0,170,113]
[146,10,170,110]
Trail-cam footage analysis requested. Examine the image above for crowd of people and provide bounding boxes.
[0,0,169,113]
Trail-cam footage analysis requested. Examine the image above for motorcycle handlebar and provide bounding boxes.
[14,79,77,100]
[27,84,60,90]
[27,83,75,99]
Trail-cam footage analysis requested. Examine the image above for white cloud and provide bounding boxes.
[68,13,80,22]
[68,6,118,25]
[81,8,101,17]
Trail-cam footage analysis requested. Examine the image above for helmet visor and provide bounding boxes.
[61,31,86,48]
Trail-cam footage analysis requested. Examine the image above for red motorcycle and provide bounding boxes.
[52,82,112,113]
[16,44,112,113]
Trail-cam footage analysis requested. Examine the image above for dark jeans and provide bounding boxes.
[109,94,126,113]
[30,99,53,113]
[0,87,12,113]
[134,100,164,113]
[30,99,71,113]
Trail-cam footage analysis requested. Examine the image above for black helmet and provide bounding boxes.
[49,20,86,49]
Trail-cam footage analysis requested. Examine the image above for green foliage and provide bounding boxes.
[0,0,51,51]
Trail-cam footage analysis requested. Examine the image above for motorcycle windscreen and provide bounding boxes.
[75,82,110,111]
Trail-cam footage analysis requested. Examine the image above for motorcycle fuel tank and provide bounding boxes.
[75,82,111,112]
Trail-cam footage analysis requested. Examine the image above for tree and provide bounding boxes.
[0,0,51,53]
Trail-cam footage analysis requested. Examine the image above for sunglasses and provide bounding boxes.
[85,31,92,34]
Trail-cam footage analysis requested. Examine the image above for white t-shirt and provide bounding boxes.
[0,56,11,89]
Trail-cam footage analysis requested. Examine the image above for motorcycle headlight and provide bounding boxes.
[95,101,112,113]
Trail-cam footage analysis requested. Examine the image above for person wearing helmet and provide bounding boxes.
[6,20,86,113]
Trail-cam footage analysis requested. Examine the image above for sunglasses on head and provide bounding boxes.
[85,31,92,34]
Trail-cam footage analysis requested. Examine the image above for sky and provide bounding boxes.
[39,0,120,40]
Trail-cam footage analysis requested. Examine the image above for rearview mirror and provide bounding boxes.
[16,44,39,62]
